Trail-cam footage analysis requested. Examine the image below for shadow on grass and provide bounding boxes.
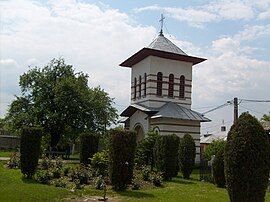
[170,178,195,185]
[22,177,39,184]
[116,190,155,199]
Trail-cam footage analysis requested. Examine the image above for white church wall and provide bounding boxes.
[131,57,151,104]
[129,110,149,136]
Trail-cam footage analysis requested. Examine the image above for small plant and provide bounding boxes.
[131,178,140,190]
[54,157,63,169]
[69,165,92,185]
[52,167,62,179]
[151,171,163,187]
[95,176,104,190]
[54,178,67,188]
[39,155,53,170]
[5,152,20,169]
[91,151,108,176]
[74,179,84,190]
[35,170,53,184]
[63,166,71,176]
[142,166,151,181]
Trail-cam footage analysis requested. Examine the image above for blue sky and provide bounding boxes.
[1,0,270,134]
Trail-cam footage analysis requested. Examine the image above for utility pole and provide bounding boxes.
[233,97,238,123]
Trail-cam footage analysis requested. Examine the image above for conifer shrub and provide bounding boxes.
[79,133,99,165]
[108,129,137,190]
[135,132,159,168]
[212,148,225,188]
[20,127,42,178]
[179,134,196,179]
[224,112,270,202]
[154,134,180,180]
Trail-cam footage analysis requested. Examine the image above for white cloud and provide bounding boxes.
[0,0,157,117]
[193,24,270,106]
[258,10,270,19]
[134,0,270,27]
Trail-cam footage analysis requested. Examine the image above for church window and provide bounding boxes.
[157,72,163,96]
[180,75,185,98]
[144,73,147,96]
[139,75,142,98]
[134,77,137,99]
[168,74,174,98]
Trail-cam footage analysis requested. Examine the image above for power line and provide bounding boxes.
[202,101,232,115]
[238,104,266,115]
[240,99,270,103]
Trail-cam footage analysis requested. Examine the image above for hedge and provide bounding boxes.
[20,126,42,178]
[225,112,270,202]
[179,134,196,179]
[108,129,137,190]
[79,133,99,165]
[154,134,180,180]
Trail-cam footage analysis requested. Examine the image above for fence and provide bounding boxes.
[0,135,20,150]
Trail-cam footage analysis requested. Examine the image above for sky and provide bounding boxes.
[1,0,270,134]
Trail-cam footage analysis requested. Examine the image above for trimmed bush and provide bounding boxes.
[224,113,270,202]
[135,132,159,168]
[154,134,180,180]
[108,129,137,190]
[80,133,99,164]
[179,134,196,179]
[20,127,42,178]
[212,148,225,188]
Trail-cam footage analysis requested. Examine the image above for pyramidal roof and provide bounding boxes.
[120,102,210,122]
[147,33,187,56]
[119,33,206,67]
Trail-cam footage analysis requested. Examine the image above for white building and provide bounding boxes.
[120,29,210,162]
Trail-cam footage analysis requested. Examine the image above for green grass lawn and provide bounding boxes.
[0,161,269,202]
[0,150,14,157]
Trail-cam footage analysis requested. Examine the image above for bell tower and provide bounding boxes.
[119,16,210,164]
[120,16,205,109]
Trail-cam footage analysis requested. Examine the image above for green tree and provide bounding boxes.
[203,139,226,161]
[225,112,270,202]
[5,58,117,147]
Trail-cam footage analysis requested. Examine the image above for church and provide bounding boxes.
[119,18,210,162]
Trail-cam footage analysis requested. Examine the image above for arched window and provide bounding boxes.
[134,77,137,99]
[180,75,185,98]
[157,72,163,96]
[144,73,147,96]
[168,74,174,98]
[139,75,142,98]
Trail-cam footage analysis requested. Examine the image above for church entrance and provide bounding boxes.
[134,124,144,143]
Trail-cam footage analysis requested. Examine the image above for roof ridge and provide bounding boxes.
[147,34,187,56]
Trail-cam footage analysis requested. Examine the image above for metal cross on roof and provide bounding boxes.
[159,14,165,36]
